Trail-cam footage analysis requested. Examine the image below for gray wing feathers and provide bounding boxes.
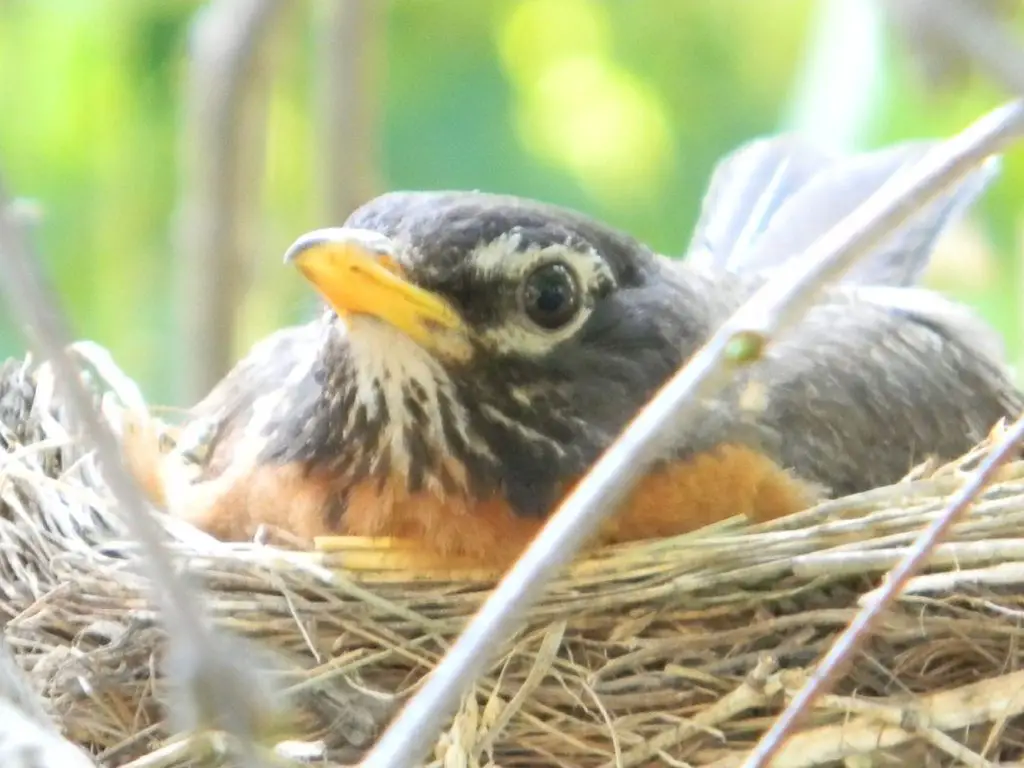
[686,134,836,271]
[188,323,321,424]
[687,135,1001,287]
[845,286,1009,366]
[679,136,1019,498]
[185,322,323,475]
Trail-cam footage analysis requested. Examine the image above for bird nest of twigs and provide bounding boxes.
[2,346,1024,768]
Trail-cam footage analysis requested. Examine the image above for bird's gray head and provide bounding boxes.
[268,191,711,516]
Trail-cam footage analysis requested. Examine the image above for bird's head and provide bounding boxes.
[275,191,714,516]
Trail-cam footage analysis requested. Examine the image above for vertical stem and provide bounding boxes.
[174,0,289,405]
[313,0,384,226]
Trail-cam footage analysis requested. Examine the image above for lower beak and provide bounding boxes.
[284,227,471,359]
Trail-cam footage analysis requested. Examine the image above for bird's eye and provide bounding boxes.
[520,262,581,330]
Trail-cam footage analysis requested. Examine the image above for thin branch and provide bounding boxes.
[709,667,1024,767]
[736,3,1024,762]
[601,658,782,768]
[175,0,288,404]
[362,98,1024,768]
[740,413,1024,768]
[0,185,286,765]
[313,0,382,223]
[0,699,98,767]
[0,638,97,766]
[889,0,1024,96]
[0,637,52,729]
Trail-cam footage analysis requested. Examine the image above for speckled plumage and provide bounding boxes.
[182,136,1023,537]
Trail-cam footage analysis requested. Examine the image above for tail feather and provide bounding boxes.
[687,135,1001,287]
[686,134,836,270]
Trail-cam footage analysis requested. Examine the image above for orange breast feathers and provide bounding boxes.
[121,411,820,570]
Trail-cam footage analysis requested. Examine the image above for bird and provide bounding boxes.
[123,134,1024,570]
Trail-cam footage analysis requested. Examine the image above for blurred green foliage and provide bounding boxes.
[0,0,1021,405]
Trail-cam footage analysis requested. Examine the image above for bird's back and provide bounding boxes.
[751,293,1020,495]
[675,134,1022,495]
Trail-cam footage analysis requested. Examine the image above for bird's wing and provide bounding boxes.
[750,294,1024,497]
[117,319,326,517]
[180,321,324,479]
[844,285,1011,366]
[686,135,1000,287]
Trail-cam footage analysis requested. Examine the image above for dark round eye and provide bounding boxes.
[520,262,581,330]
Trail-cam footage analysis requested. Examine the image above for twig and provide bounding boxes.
[600,658,781,768]
[472,620,566,760]
[0,636,53,729]
[892,0,1024,96]
[812,693,995,768]
[857,559,1024,602]
[708,668,1024,767]
[313,0,382,223]
[0,185,285,765]
[792,538,1024,577]
[362,97,1024,768]
[741,411,1024,768]
[0,699,97,767]
[175,0,288,403]
[0,638,97,766]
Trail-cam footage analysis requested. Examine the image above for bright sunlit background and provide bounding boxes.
[0,0,1022,406]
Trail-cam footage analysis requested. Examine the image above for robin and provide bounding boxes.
[124,135,1024,569]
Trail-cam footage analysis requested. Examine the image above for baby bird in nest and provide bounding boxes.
[123,135,1024,570]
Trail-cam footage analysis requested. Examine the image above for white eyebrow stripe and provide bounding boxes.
[461,231,618,358]
[468,231,615,293]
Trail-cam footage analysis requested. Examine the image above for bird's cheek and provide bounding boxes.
[471,322,577,361]
[425,325,477,364]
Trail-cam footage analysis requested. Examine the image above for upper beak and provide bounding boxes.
[284,227,471,359]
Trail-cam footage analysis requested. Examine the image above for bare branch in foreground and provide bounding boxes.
[362,99,1024,768]
[0,186,287,766]
[708,666,1024,767]
[0,699,97,768]
[0,638,97,766]
[740,413,1024,768]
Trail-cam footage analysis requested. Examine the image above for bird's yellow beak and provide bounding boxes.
[284,227,471,360]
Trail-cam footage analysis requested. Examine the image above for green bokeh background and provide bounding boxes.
[1,0,1021,406]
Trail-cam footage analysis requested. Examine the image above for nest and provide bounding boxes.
[2,348,1024,768]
